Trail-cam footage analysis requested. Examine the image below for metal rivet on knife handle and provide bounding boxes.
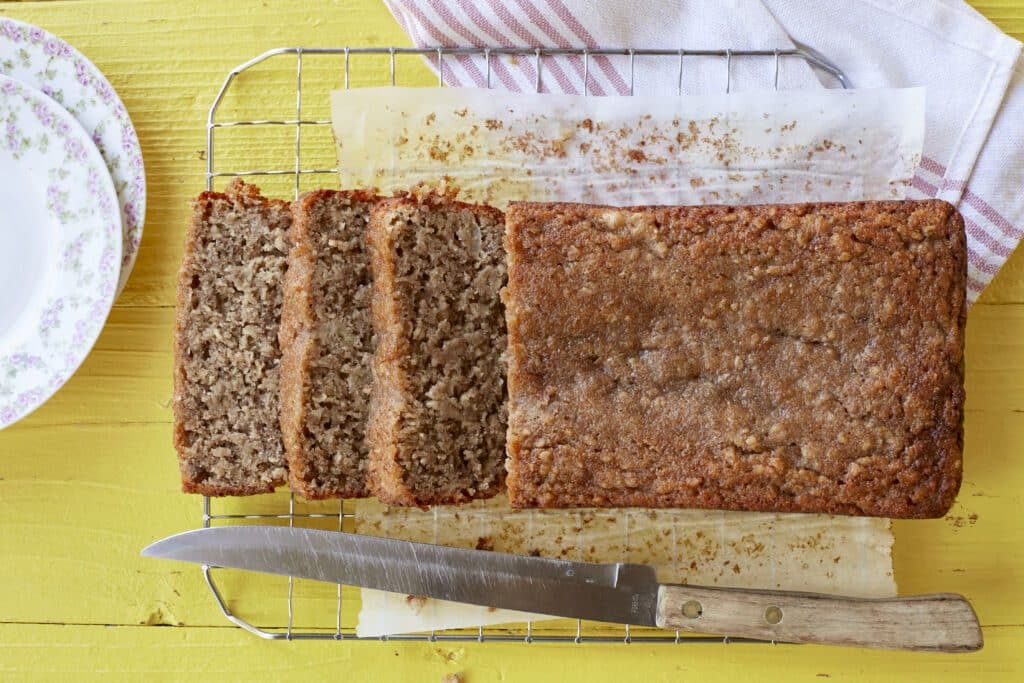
[681,600,703,619]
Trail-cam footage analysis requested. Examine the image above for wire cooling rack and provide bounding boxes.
[202,45,849,643]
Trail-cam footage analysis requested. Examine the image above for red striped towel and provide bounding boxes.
[385,0,1023,302]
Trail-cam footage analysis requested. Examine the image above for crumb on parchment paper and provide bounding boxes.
[442,673,465,683]
[405,594,428,615]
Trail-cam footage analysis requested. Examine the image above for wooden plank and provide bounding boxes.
[0,623,1020,682]
[0,422,216,626]
[981,251,1024,306]
[971,1,1024,39]
[964,304,1024,412]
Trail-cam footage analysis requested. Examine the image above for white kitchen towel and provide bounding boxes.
[385,0,1023,302]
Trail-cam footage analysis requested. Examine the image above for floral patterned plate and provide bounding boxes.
[0,75,121,429]
[0,18,144,296]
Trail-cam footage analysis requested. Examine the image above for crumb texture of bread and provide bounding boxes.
[367,197,508,506]
[504,200,966,518]
[280,190,378,499]
[173,179,291,496]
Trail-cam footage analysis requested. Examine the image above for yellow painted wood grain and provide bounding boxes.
[1,623,1022,682]
[0,0,1022,679]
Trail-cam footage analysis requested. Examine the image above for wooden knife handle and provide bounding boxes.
[656,584,982,652]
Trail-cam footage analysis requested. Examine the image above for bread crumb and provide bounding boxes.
[405,595,428,615]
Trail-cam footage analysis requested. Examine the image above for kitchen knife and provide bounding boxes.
[142,526,981,652]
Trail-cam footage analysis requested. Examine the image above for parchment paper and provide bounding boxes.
[330,86,923,637]
[331,87,924,208]
[354,498,894,638]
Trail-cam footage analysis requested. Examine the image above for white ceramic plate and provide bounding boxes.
[0,17,144,296]
[0,75,121,429]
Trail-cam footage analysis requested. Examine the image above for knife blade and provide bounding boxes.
[144,525,658,625]
[142,525,982,652]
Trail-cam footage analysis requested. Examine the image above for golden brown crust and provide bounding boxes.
[366,196,508,507]
[279,194,318,497]
[180,479,276,497]
[280,189,380,500]
[504,200,966,518]
[173,179,291,496]
[365,198,416,506]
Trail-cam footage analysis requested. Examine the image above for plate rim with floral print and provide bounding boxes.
[0,74,121,429]
[0,17,144,296]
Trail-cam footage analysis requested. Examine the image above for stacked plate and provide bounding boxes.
[0,18,145,429]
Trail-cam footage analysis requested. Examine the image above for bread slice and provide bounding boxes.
[173,179,291,495]
[503,200,966,518]
[366,196,508,506]
[280,190,379,499]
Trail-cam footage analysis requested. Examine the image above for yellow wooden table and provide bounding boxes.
[1,0,1022,680]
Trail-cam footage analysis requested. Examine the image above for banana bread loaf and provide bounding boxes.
[280,189,379,499]
[367,196,508,506]
[504,200,966,518]
[174,180,292,495]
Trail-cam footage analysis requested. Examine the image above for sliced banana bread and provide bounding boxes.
[367,196,508,506]
[173,179,291,495]
[280,190,379,499]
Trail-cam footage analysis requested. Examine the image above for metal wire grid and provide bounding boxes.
[202,45,849,643]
